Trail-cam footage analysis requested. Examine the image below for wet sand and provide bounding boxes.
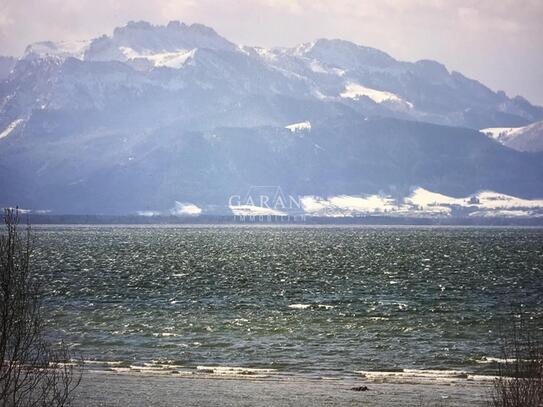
[74,370,492,406]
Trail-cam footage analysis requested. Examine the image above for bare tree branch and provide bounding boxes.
[1,208,82,407]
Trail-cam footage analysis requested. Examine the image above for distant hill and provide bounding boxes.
[481,120,543,152]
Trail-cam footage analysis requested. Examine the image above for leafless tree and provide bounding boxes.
[490,308,543,407]
[0,208,81,406]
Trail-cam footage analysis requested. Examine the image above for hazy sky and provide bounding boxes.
[1,0,542,105]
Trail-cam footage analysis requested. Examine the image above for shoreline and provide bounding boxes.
[74,368,492,406]
[79,359,500,382]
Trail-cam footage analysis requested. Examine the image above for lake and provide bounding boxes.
[32,225,543,379]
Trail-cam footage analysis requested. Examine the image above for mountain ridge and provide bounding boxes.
[1,21,543,216]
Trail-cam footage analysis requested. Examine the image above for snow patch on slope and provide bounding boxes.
[25,41,90,59]
[480,121,543,153]
[476,191,543,210]
[308,60,345,76]
[0,119,24,141]
[253,47,278,61]
[120,47,196,68]
[230,205,287,217]
[480,126,524,143]
[407,188,543,217]
[340,83,413,108]
[286,121,311,133]
[171,202,202,216]
[301,194,399,217]
[137,210,161,217]
[309,60,327,74]
[406,188,466,208]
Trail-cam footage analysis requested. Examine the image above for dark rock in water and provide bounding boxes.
[350,386,369,392]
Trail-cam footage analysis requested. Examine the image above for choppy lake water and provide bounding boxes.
[32,225,543,379]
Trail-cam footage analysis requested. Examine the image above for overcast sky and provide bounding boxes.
[1,0,542,105]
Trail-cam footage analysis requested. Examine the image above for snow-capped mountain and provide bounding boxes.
[24,21,236,61]
[6,21,542,129]
[1,21,543,216]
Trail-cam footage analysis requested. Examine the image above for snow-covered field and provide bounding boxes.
[300,187,543,218]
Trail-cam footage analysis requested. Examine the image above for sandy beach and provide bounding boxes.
[74,369,492,406]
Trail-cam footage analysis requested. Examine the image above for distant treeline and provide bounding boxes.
[24,214,543,226]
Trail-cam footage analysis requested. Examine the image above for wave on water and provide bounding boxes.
[355,369,495,383]
[82,360,279,378]
[475,356,527,364]
[81,359,496,384]
[288,304,335,310]
[35,227,543,380]
[195,366,278,377]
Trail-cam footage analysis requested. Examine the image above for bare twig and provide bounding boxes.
[490,307,543,407]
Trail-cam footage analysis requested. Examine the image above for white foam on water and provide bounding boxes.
[288,303,335,310]
[289,303,311,309]
[195,365,278,377]
[130,365,173,373]
[354,368,494,384]
[152,332,179,337]
[475,356,527,364]
[83,360,129,366]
